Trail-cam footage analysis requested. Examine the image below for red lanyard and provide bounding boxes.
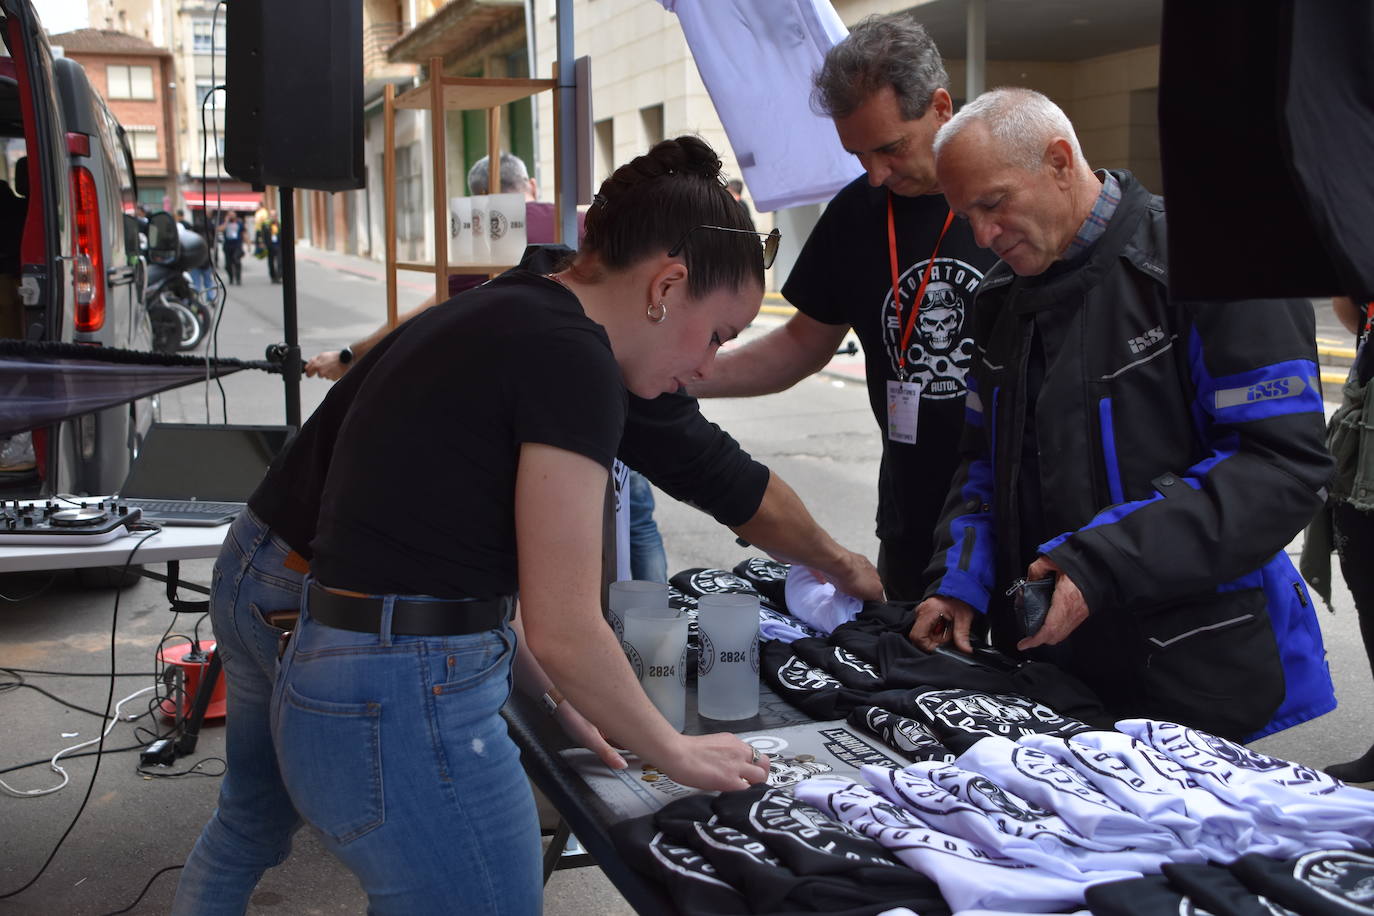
[888,191,954,372]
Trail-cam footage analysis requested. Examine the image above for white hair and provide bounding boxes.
[934,87,1084,172]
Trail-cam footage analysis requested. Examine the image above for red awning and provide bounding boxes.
[183,191,264,210]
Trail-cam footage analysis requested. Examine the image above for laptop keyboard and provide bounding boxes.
[132,499,242,515]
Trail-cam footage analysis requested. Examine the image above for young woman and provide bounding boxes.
[261,136,772,913]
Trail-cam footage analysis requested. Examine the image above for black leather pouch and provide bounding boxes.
[1007,575,1055,639]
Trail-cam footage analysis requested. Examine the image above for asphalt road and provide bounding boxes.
[0,248,1368,915]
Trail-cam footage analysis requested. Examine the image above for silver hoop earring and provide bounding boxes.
[647,299,667,323]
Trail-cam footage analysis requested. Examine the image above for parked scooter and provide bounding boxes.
[145,220,211,353]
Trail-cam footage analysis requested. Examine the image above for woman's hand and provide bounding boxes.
[552,700,627,771]
[648,733,771,793]
[304,350,347,380]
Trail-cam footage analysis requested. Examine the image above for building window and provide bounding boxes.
[640,104,664,148]
[192,19,224,53]
[396,143,423,242]
[107,64,154,100]
[594,118,614,190]
[126,126,158,160]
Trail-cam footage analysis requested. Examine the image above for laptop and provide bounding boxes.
[116,423,295,526]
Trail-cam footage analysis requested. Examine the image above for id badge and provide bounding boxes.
[887,379,921,445]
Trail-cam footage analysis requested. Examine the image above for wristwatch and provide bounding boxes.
[338,346,354,365]
[539,686,566,716]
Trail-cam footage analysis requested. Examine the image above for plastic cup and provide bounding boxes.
[448,197,473,264]
[606,580,669,643]
[469,194,490,264]
[622,612,689,732]
[486,192,526,265]
[696,593,760,720]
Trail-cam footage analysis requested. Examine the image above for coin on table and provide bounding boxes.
[641,773,660,782]
[796,754,815,763]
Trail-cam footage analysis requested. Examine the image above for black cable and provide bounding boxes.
[0,667,160,677]
[97,864,184,916]
[0,527,157,900]
[0,742,155,777]
[135,756,226,780]
[0,678,160,721]
[0,571,57,602]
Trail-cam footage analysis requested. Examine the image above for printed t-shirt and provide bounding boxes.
[783,176,998,553]
[309,269,625,598]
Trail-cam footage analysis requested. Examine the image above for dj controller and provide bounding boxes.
[0,500,143,546]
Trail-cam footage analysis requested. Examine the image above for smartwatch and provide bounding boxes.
[338,346,354,365]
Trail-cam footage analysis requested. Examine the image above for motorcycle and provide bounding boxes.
[145,222,212,353]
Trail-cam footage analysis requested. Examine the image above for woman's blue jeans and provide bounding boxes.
[173,509,304,915]
[269,580,541,915]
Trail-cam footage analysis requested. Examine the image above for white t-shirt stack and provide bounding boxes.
[1022,730,1294,862]
[862,762,1167,877]
[954,735,1199,863]
[794,776,1128,913]
[1119,719,1374,848]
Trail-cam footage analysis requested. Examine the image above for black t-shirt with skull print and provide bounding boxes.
[783,176,998,556]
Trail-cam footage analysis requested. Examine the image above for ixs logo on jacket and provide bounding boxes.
[881,259,983,399]
[1126,325,1166,354]
[1214,375,1310,410]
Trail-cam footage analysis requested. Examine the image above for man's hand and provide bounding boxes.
[1017,556,1090,651]
[909,595,976,653]
[810,550,884,602]
[551,699,627,771]
[304,350,347,380]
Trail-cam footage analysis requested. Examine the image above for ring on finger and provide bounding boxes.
[749,746,760,765]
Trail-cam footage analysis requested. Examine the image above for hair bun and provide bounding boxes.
[647,136,723,183]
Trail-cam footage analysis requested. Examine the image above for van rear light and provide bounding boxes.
[72,165,105,332]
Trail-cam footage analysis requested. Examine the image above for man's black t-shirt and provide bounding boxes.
[307,269,626,599]
[783,176,997,555]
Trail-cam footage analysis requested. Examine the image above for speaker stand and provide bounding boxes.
[279,188,302,429]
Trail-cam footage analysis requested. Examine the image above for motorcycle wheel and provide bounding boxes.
[165,298,205,351]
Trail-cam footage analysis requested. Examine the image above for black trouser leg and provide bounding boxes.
[1328,502,1374,782]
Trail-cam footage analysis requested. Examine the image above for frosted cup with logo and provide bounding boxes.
[468,194,491,264]
[621,611,688,732]
[448,197,474,264]
[606,579,669,642]
[696,593,760,720]
[486,192,527,265]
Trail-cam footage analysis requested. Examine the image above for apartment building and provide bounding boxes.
[47,28,178,211]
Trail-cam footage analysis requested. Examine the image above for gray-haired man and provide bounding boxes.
[913,87,1335,741]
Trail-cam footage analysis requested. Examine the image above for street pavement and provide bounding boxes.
[0,245,1368,914]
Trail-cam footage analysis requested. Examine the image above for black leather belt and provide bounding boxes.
[308,581,514,636]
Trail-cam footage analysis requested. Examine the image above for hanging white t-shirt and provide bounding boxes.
[656,0,863,211]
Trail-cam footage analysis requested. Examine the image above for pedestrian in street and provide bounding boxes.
[258,210,282,283]
[220,212,244,285]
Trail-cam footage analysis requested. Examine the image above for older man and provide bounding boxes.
[910,87,1335,741]
[690,13,998,601]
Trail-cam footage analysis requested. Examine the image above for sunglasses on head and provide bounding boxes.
[667,225,781,270]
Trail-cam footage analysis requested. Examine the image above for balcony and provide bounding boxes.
[364,21,418,84]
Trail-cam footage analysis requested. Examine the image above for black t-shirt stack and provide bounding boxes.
[291,269,624,599]
[783,177,998,555]
[611,784,951,916]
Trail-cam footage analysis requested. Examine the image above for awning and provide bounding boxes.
[183,191,263,210]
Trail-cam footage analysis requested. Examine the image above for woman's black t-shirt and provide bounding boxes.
[304,270,626,599]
